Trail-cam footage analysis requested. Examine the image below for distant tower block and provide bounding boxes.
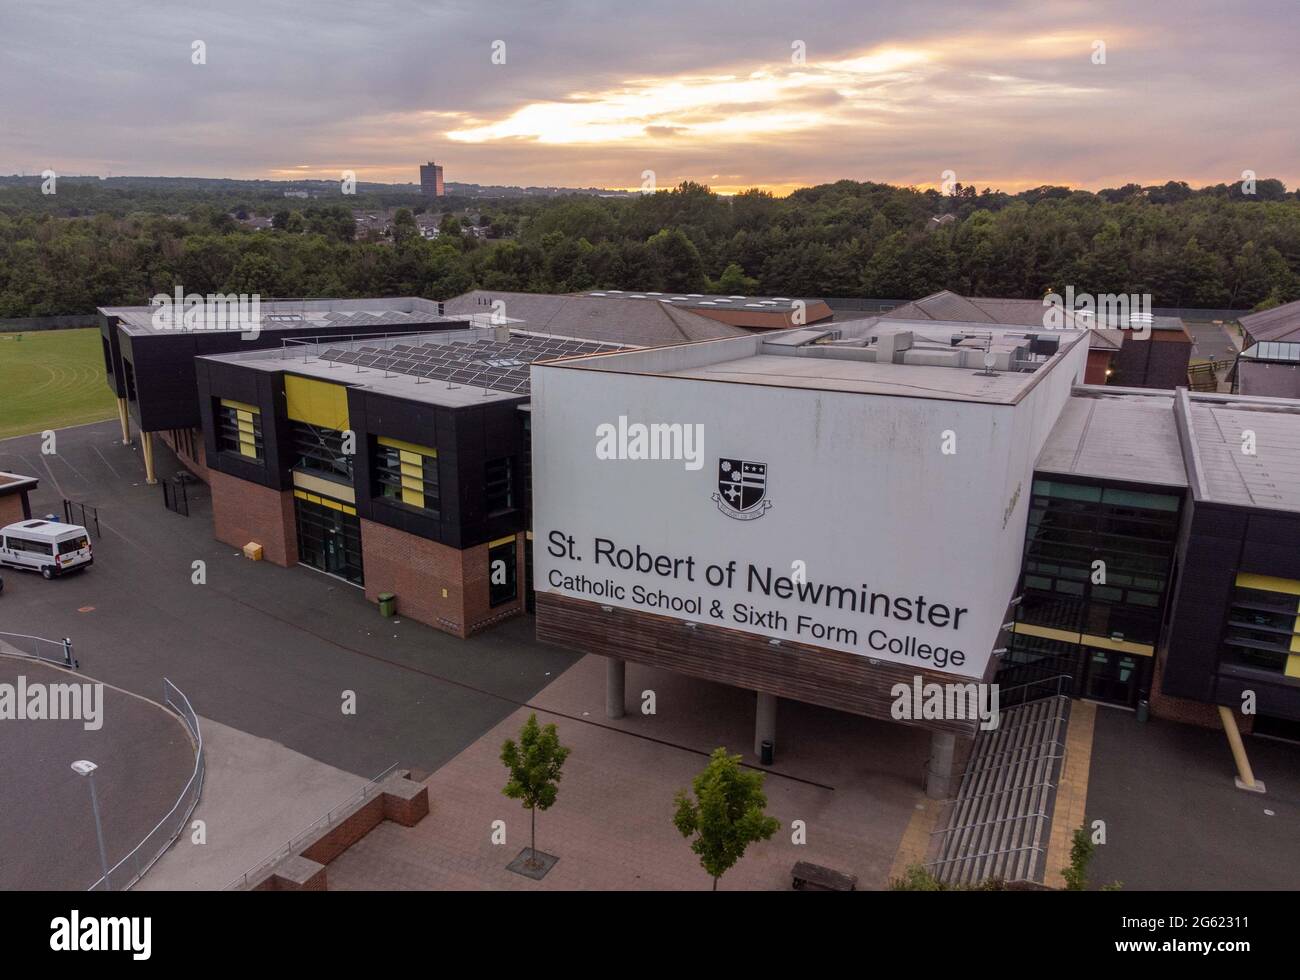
[420,162,444,198]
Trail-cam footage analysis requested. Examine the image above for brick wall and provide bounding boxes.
[359,521,525,638]
[158,427,210,483]
[462,534,526,634]
[210,469,298,567]
[1149,651,1254,733]
[0,494,27,527]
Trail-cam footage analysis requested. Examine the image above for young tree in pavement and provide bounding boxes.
[501,713,571,868]
[673,747,780,890]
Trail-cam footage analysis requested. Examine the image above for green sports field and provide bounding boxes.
[0,328,117,440]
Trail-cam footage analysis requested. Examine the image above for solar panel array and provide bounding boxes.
[314,334,622,395]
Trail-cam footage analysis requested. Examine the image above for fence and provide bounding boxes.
[62,499,101,538]
[87,678,204,890]
[0,314,100,333]
[224,762,398,890]
[0,630,77,667]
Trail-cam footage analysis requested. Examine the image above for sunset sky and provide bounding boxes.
[2,0,1297,194]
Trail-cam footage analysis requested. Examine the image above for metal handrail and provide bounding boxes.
[0,631,76,667]
[223,762,399,890]
[925,843,1046,869]
[930,809,1051,837]
[87,678,203,890]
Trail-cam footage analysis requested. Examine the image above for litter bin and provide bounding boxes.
[378,592,396,617]
[1136,698,1150,723]
[760,739,774,766]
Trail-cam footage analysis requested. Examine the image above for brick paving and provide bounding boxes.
[327,655,931,890]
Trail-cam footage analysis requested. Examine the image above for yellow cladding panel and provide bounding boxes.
[1012,622,1081,645]
[292,470,356,504]
[1235,572,1300,599]
[378,435,437,457]
[489,534,517,549]
[293,489,356,516]
[285,375,350,430]
[1287,655,1300,679]
[1080,634,1154,657]
[220,398,260,414]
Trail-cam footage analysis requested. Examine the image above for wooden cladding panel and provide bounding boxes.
[536,593,983,736]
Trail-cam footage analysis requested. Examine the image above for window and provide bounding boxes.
[373,437,439,513]
[4,537,52,556]
[1018,479,1181,646]
[486,457,514,513]
[58,536,89,555]
[291,421,352,481]
[488,538,517,607]
[216,400,264,460]
[1222,582,1299,674]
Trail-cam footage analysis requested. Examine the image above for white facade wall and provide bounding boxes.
[531,338,1085,679]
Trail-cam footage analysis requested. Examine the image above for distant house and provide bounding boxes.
[1234,300,1300,398]
[927,213,956,231]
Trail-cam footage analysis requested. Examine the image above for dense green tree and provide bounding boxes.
[500,713,570,869]
[673,747,780,891]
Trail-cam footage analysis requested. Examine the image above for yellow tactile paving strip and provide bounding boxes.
[1044,700,1097,889]
[888,798,941,886]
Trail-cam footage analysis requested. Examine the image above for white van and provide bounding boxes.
[0,520,93,579]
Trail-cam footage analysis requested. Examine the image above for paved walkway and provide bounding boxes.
[327,656,930,890]
[1085,708,1299,890]
[139,717,367,890]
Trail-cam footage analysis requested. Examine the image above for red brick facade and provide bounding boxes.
[158,426,209,483]
[1149,650,1254,733]
[209,470,298,567]
[0,493,28,527]
[360,519,525,638]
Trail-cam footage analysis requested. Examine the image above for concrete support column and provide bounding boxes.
[926,731,958,800]
[605,656,625,720]
[116,397,131,445]
[141,431,157,485]
[1218,705,1266,793]
[754,691,777,760]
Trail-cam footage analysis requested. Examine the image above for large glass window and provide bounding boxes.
[1222,584,1298,674]
[216,400,263,460]
[485,457,515,514]
[1017,479,1180,646]
[291,421,353,481]
[373,438,440,513]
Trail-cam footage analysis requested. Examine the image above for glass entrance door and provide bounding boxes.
[295,497,364,586]
[1081,648,1140,707]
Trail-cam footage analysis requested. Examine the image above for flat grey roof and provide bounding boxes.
[1035,388,1188,488]
[661,352,1040,403]
[543,320,1086,405]
[200,328,629,407]
[101,297,462,337]
[1185,395,1300,511]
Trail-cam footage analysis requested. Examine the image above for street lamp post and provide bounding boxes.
[71,760,111,887]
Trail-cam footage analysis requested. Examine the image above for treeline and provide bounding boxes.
[1,178,1298,317]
